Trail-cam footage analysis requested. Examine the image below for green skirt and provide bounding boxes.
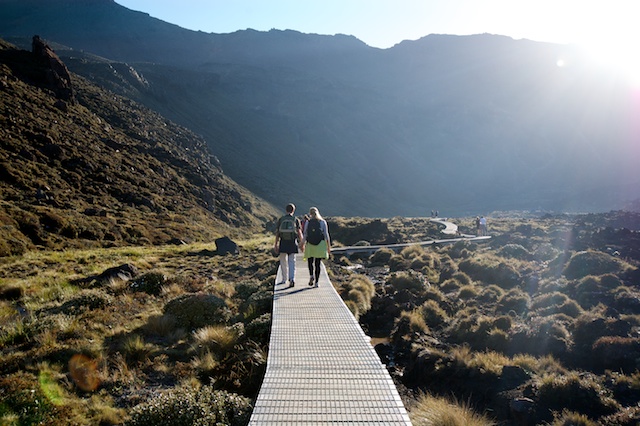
[304,239,328,260]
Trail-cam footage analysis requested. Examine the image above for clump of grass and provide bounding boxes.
[420,300,449,329]
[341,275,375,317]
[549,409,599,425]
[192,324,240,355]
[386,270,428,295]
[563,250,632,280]
[537,372,619,419]
[163,292,231,329]
[409,392,496,426]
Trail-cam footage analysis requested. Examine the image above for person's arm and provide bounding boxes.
[274,218,280,253]
[323,220,331,254]
[296,219,304,249]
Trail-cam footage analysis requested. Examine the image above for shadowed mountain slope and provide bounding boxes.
[2,0,638,217]
[0,38,277,256]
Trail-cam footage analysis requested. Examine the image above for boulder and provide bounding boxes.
[215,236,239,255]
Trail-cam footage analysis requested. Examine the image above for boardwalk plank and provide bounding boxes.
[249,254,412,425]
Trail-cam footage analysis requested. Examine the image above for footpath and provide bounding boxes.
[248,255,412,425]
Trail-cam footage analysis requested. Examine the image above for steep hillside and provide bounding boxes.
[2,0,638,217]
[0,38,277,256]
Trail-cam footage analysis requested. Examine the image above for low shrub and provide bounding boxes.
[129,272,166,295]
[163,293,231,330]
[591,336,640,373]
[386,270,428,295]
[496,289,530,315]
[498,244,531,260]
[537,372,618,419]
[420,300,449,329]
[564,250,629,280]
[125,385,251,426]
[369,247,394,266]
[245,313,271,343]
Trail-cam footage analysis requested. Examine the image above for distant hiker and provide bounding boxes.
[479,216,487,236]
[274,203,303,288]
[475,216,481,236]
[300,214,310,235]
[303,207,331,287]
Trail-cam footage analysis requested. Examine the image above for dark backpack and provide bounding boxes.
[278,215,296,240]
[306,219,324,245]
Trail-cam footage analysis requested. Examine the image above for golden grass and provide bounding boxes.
[409,392,496,426]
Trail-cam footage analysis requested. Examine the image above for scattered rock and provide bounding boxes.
[215,236,239,255]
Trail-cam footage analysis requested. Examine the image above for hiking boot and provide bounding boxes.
[289,281,294,288]
[308,278,314,286]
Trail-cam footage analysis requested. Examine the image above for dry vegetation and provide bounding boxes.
[328,212,640,425]
[0,236,276,425]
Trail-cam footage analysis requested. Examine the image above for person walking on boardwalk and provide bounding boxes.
[274,203,303,288]
[303,206,331,287]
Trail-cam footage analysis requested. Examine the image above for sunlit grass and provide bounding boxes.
[409,392,496,426]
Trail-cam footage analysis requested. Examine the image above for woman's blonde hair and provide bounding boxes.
[309,207,323,221]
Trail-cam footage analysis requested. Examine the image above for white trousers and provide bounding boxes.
[279,253,296,282]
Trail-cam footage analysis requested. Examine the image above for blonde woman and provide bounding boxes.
[302,207,331,287]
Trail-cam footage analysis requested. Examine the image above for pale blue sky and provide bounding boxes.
[115,0,638,81]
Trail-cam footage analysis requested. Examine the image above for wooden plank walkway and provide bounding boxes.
[249,254,412,425]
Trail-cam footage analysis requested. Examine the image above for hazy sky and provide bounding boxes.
[113,1,634,48]
[115,0,638,81]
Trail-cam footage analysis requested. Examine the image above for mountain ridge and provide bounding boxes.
[1,0,638,217]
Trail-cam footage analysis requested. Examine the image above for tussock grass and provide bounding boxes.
[409,393,496,426]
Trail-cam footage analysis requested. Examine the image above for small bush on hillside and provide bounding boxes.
[537,372,618,419]
[459,256,522,289]
[420,300,449,329]
[458,285,479,300]
[369,247,394,266]
[550,410,598,426]
[386,270,428,295]
[478,284,504,304]
[389,254,411,272]
[564,250,628,279]
[125,385,251,426]
[391,310,428,343]
[591,336,640,373]
[498,244,531,260]
[245,313,271,343]
[0,371,63,425]
[163,293,231,330]
[496,289,530,315]
[440,278,461,293]
[129,272,166,295]
[58,289,113,314]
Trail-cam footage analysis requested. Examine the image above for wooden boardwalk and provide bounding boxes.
[249,255,412,425]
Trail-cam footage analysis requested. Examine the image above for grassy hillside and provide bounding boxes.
[0,39,277,256]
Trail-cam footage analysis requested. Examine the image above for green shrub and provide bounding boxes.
[125,386,251,426]
[440,278,461,293]
[129,272,166,295]
[164,293,231,330]
[564,250,629,279]
[245,313,271,343]
[458,285,479,300]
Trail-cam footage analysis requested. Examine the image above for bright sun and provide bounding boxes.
[569,4,640,88]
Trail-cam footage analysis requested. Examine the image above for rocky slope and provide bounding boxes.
[0,38,277,256]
